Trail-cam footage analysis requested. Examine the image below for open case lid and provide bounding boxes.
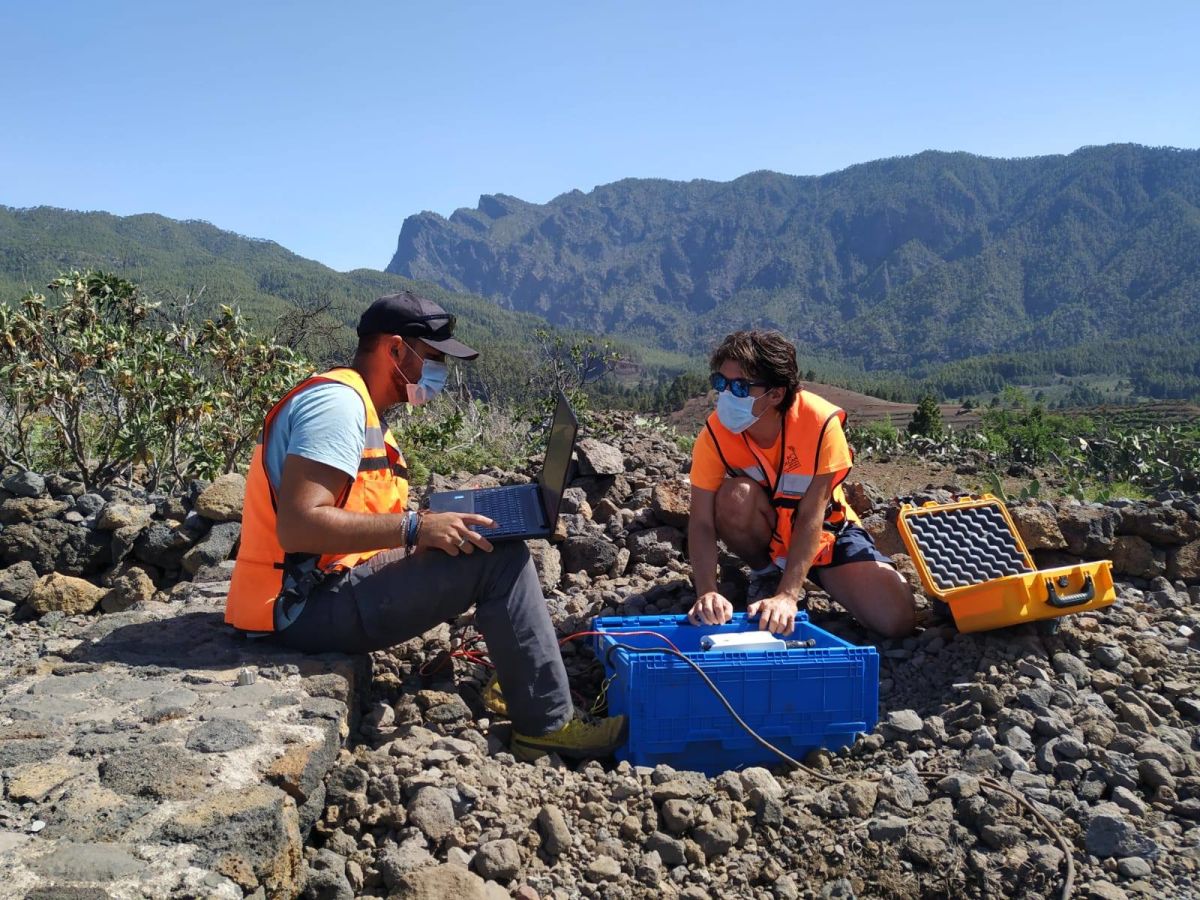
[897,494,1036,600]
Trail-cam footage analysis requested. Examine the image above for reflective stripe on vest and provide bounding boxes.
[225,367,409,632]
[703,390,857,569]
[779,473,813,497]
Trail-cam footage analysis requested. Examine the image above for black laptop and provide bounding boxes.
[426,391,578,540]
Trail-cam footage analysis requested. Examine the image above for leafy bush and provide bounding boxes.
[0,272,308,490]
[847,418,902,455]
[978,387,1075,466]
[1060,425,1200,495]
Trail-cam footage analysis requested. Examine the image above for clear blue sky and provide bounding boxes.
[3,1,1197,272]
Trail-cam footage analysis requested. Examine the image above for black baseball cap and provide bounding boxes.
[357,290,479,360]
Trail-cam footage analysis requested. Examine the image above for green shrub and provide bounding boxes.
[0,271,307,490]
[978,387,1074,466]
[847,417,902,455]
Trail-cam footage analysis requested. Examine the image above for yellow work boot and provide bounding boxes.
[511,712,627,762]
[481,674,508,718]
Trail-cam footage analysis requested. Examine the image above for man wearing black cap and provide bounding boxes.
[227,289,625,761]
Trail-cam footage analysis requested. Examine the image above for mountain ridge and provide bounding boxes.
[386,144,1200,372]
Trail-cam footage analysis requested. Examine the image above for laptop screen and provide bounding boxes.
[537,392,578,524]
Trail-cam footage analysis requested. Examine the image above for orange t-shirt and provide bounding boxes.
[690,414,854,493]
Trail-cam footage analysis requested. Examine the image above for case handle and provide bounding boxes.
[1045,574,1095,608]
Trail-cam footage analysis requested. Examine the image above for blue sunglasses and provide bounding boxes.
[710,372,770,398]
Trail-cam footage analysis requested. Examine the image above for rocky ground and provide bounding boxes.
[1,412,1199,898]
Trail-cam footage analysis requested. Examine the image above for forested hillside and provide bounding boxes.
[0,205,539,350]
[389,144,1200,399]
[0,205,686,400]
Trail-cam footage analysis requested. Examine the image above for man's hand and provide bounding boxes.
[418,511,496,555]
[747,593,799,635]
[688,591,733,626]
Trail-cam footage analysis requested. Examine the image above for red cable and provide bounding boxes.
[557,629,682,654]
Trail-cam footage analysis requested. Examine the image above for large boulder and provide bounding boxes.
[0,519,112,576]
[157,785,302,895]
[575,439,624,476]
[1118,503,1199,545]
[1009,503,1067,551]
[651,479,690,529]
[27,573,107,616]
[182,522,242,575]
[560,535,619,577]
[527,540,562,592]
[393,864,490,900]
[1168,540,1200,583]
[134,521,196,571]
[44,474,85,498]
[1084,804,1159,859]
[406,786,456,842]
[0,561,39,604]
[2,470,45,498]
[74,493,106,516]
[0,498,68,525]
[628,526,685,566]
[1057,505,1119,558]
[102,567,158,613]
[1110,535,1166,579]
[95,502,156,531]
[473,838,521,882]
[195,474,247,523]
[842,481,884,517]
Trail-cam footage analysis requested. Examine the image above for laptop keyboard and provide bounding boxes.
[474,487,534,536]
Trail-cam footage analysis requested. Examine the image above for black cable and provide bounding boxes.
[603,641,1075,900]
[605,641,814,774]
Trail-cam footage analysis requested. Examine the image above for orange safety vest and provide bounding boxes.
[703,390,859,570]
[225,367,409,631]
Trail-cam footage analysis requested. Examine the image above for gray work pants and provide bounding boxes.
[271,542,573,736]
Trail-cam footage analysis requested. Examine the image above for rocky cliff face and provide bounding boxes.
[387,145,1200,366]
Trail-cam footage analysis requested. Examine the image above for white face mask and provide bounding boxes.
[407,359,447,406]
[393,342,448,407]
[716,391,761,434]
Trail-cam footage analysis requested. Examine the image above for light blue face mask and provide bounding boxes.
[716,390,761,434]
[406,359,448,406]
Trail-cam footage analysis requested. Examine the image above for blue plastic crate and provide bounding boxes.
[591,612,879,775]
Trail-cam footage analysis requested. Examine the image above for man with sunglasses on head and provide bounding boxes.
[227,289,625,762]
[686,330,915,638]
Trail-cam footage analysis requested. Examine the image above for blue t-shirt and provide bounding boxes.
[265,382,365,491]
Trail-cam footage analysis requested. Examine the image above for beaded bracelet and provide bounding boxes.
[408,509,428,558]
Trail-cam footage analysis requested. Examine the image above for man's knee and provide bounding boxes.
[485,539,530,572]
[715,478,767,532]
[826,563,916,639]
[876,574,916,638]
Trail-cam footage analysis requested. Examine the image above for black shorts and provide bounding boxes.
[807,524,894,589]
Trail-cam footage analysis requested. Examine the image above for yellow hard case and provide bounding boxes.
[897,495,1115,633]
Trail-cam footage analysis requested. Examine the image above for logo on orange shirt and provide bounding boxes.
[783,447,801,471]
